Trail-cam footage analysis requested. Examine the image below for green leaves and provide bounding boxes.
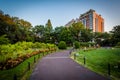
[58,41,67,49]
[110,25,120,46]
[0,42,57,64]
[0,11,33,43]
[0,35,10,45]
[74,41,80,49]
[45,19,53,31]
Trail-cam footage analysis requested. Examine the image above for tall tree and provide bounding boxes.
[0,10,33,43]
[69,22,85,41]
[44,19,53,43]
[110,25,120,46]
[32,25,45,42]
[45,19,52,31]
[81,29,93,42]
[54,26,64,42]
[59,27,73,45]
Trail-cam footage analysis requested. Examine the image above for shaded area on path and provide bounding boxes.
[30,50,108,80]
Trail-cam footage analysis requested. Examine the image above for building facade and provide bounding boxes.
[80,9,104,32]
[65,9,104,33]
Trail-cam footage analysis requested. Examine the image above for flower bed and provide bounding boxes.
[0,42,57,70]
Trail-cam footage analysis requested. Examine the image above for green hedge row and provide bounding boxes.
[79,42,96,47]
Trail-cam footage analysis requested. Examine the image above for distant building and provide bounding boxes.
[80,9,104,32]
[65,19,75,27]
[65,9,104,32]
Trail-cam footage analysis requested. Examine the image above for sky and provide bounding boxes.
[0,0,120,32]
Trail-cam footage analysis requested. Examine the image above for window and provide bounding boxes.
[95,18,98,32]
[89,13,93,29]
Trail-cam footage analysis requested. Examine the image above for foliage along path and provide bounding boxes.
[30,50,107,80]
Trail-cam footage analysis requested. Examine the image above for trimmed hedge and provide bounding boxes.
[74,41,80,49]
[80,42,96,47]
[58,41,67,49]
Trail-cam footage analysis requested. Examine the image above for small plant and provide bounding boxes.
[58,41,67,49]
[74,41,80,49]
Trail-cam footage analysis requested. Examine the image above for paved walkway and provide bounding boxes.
[30,50,108,80]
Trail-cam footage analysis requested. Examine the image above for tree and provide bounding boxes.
[45,19,52,32]
[53,26,74,46]
[54,26,65,42]
[59,27,73,45]
[0,12,15,36]
[81,29,93,42]
[0,10,33,43]
[93,32,111,46]
[110,25,120,46]
[69,22,84,41]
[69,22,93,42]
[44,19,53,43]
[32,25,45,42]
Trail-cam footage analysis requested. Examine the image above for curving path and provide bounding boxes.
[30,50,108,80]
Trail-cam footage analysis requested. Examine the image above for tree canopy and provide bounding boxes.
[0,10,33,43]
[110,25,120,46]
[0,9,119,47]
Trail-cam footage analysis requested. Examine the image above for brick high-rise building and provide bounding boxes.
[80,9,104,32]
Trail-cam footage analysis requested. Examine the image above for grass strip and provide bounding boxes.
[71,48,120,80]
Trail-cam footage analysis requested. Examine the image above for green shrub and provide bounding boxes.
[58,41,67,49]
[80,42,96,47]
[33,42,41,48]
[0,41,58,70]
[74,41,80,49]
[0,35,10,45]
[115,42,120,48]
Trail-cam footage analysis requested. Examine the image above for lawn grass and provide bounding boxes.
[73,48,120,80]
[0,53,45,80]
